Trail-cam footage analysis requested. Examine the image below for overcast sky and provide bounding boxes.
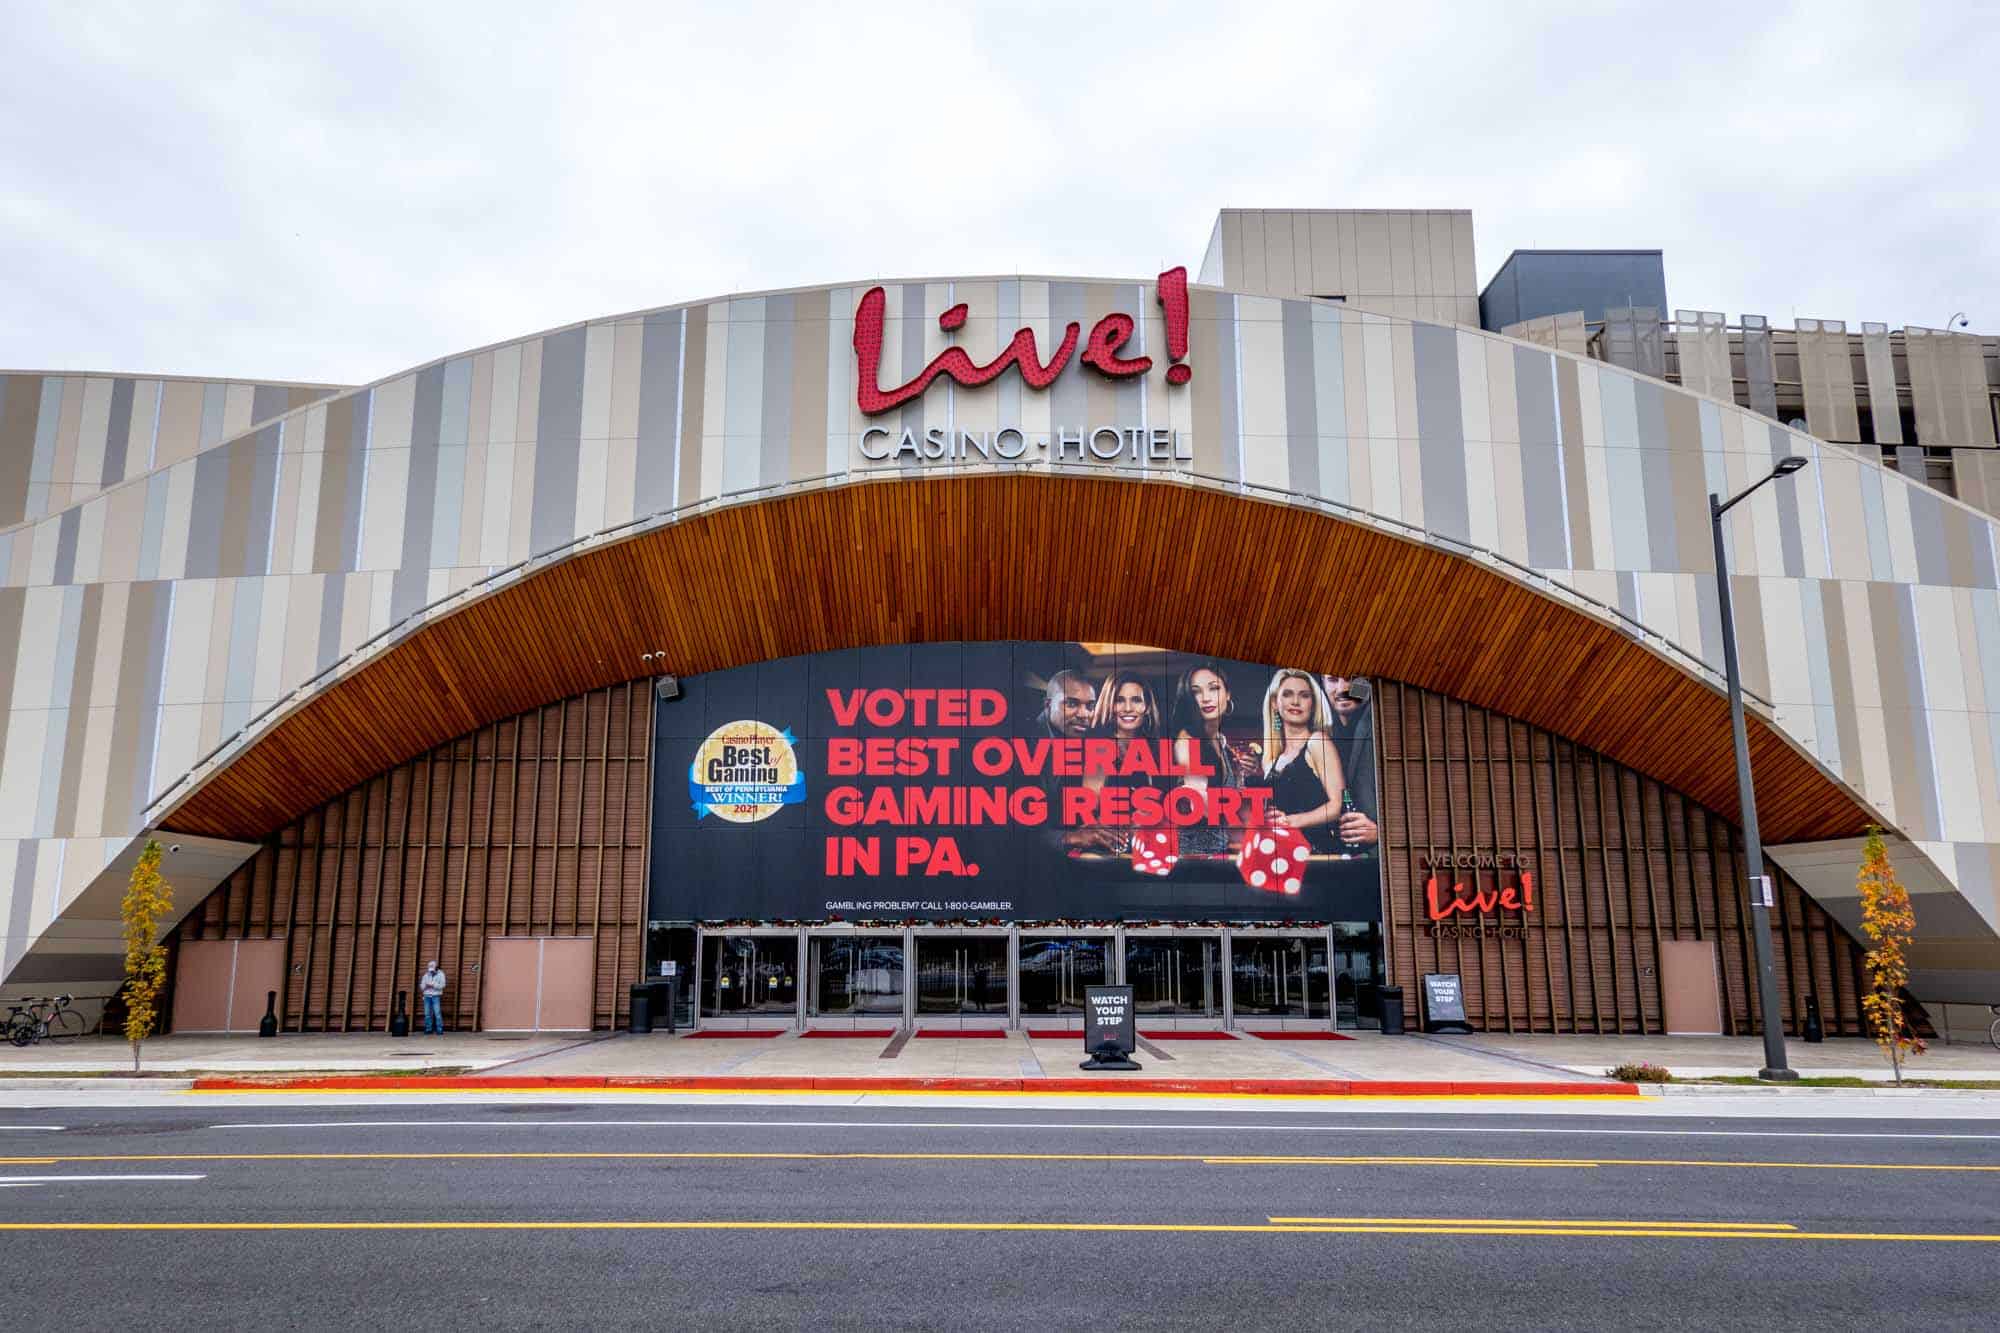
[3,1,1994,386]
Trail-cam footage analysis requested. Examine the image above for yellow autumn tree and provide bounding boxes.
[121,839,173,1073]
[1856,827,1924,1084]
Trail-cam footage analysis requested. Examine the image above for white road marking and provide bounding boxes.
[207,1119,2000,1142]
[0,1174,205,1184]
[0,1126,64,1132]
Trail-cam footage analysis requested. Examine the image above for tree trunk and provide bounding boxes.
[130,1038,141,1074]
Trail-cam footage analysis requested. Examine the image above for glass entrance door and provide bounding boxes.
[915,936,1009,1022]
[1125,936,1221,1019]
[702,936,798,1018]
[1231,935,1330,1021]
[1332,922,1385,1029]
[810,935,905,1018]
[1018,936,1110,1016]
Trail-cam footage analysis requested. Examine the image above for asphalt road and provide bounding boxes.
[4,1103,1999,1330]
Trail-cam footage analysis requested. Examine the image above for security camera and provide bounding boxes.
[168,844,182,854]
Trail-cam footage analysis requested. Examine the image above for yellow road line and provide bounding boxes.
[1213,1155,2000,1172]
[1268,1216,1796,1229]
[3,1150,1995,1173]
[0,1219,1996,1243]
[187,1088,1638,1102]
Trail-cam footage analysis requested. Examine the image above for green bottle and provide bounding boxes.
[1338,789,1362,854]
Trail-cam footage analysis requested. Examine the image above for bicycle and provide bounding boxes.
[3,995,87,1047]
[5,1001,46,1047]
[1988,1005,2000,1053]
[34,994,88,1040]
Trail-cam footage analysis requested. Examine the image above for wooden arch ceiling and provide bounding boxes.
[161,474,1871,845]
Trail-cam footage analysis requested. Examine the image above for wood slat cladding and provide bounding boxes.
[159,475,1870,850]
[172,683,653,1032]
[1377,681,1871,1036]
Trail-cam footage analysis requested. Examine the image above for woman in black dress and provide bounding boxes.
[1169,662,1258,855]
[1258,669,1346,855]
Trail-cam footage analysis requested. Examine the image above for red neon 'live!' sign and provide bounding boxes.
[1425,871,1537,920]
[854,268,1192,415]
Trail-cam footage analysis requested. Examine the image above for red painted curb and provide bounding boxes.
[190,1074,1639,1097]
[1227,1078,1348,1096]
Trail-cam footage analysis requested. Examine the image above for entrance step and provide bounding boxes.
[1246,1031,1355,1041]
[914,1028,1008,1038]
[799,1029,898,1038]
[1140,1030,1238,1040]
[681,1029,787,1039]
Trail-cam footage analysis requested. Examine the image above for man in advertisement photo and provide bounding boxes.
[1035,669,1098,739]
[1322,674,1379,849]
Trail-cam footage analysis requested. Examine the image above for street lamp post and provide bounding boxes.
[1710,454,1810,1081]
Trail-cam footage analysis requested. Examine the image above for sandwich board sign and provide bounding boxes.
[1421,973,1474,1033]
[1081,985,1140,1070]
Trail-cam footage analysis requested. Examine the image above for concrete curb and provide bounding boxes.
[188,1074,1639,1097]
[0,1077,196,1092]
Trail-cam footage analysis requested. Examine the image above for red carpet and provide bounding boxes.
[1247,1030,1356,1041]
[681,1028,787,1038]
[799,1029,898,1038]
[1140,1030,1238,1040]
[1025,1029,1086,1040]
[914,1028,1009,1038]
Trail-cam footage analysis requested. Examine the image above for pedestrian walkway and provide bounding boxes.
[0,1032,582,1074]
[8,1029,1998,1085]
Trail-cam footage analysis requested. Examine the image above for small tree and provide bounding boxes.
[121,839,173,1073]
[1857,827,1924,1084]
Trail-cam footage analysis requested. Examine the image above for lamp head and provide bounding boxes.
[1774,455,1809,477]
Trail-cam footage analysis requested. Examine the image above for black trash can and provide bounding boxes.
[628,984,653,1035]
[1803,993,1824,1043]
[1379,985,1406,1036]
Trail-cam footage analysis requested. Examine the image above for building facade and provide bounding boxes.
[5,208,1998,1038]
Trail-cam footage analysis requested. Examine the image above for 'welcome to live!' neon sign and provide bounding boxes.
[1423,853,1537,941]
[853,268,1192,416]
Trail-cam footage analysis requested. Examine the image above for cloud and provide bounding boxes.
[1,0,1993,384]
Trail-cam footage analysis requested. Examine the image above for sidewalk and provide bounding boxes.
[7,1029,1995,1089]
[0,1032,587,1075]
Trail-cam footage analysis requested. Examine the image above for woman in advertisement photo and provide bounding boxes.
[1066,669,1164,855]
[1259,669,1346,855]
[1093,670,1162,746]
[1169,661,1259,855]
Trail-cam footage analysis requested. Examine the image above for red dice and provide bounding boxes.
[1130,827,1179,878]
[1237,825,1309,894]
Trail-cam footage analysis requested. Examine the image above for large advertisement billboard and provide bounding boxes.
[651,642,1381,923]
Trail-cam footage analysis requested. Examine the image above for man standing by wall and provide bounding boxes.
[420,959,448,1035]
